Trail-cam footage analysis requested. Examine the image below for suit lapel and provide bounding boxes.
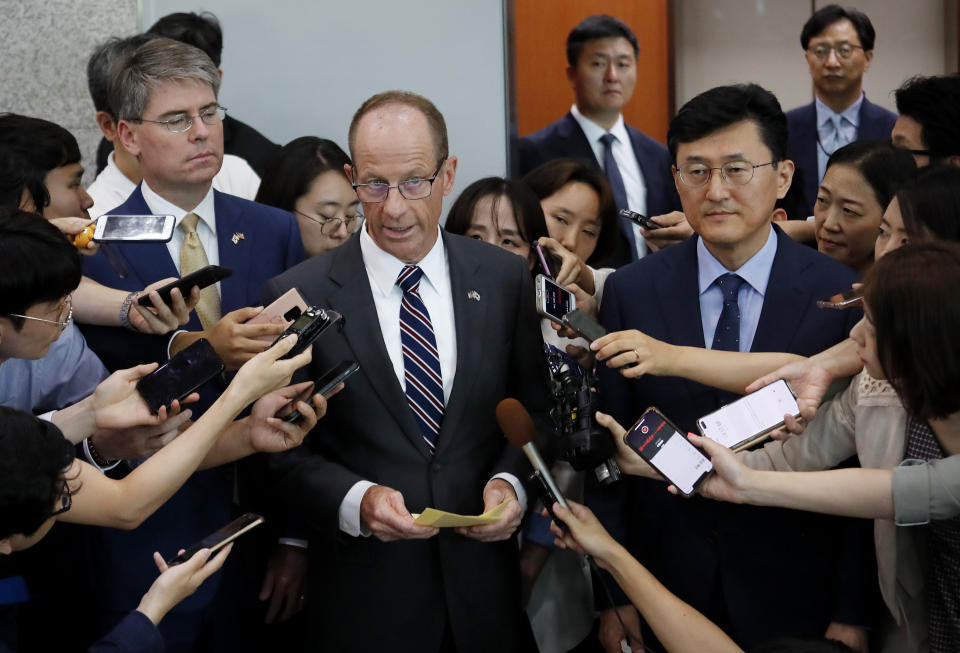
[433,234,487,460]
[796,104,820,211]
[327,238,432,460]
[559,113,601,165]
[752,227,811,353]
[213,191,253,312]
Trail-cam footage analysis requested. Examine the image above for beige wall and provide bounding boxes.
[675,0,955,114]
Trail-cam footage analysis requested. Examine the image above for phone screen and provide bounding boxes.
[97,215,173,240]
[537,275,575,321]
[166,513,264,565]
[697,379,799,449]
[625,409,713,495]
[136,339,225,413]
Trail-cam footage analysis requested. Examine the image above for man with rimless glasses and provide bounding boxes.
[587,84,875,651]
[785,4,897,218]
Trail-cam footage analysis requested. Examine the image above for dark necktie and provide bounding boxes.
[396,265,444,452]
[711,273,745,352]
[599,132,638,260]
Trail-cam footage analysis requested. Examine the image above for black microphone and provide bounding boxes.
[496,398,569,512]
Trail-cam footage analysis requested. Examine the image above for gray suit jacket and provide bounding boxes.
[262,231,550,653]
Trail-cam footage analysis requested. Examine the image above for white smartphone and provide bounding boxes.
[534,273,575,322]
[697,379,800,451]
[93,214,176,242]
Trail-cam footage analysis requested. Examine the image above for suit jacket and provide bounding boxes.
[786,96,898,216]
[262,232,550,653]
[590,226,874,649]
[78,186,304,624]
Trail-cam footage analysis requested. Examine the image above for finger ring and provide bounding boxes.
[299,594,306,601]
[634,349,641,362]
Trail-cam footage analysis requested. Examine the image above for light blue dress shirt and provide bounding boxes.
[698,226,778,352]
[815,93,863,184]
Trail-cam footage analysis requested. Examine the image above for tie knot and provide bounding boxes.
[600,132,617,148]
[396,265,424,294]
[715,273,744,300]
[179,213,200,234]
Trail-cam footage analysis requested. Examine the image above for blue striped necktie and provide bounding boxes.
[396,265,444,452]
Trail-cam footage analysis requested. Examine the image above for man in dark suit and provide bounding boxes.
[786,5,897,219]
[263,91,549,653]
[79,38,304,652]
[517,14,685,264]
[588,84,875,653]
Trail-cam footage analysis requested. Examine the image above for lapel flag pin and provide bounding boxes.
[467,290,481,302]
[231,232,245,244]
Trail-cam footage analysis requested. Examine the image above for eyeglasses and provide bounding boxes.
[351,159,446,203]
[6,296,73,332]
[51,484,73,517]
[294,209,364,235]
[895,146,932,157]
[807,43,864,60]
[135,105,228,134]
[675,161,775,188]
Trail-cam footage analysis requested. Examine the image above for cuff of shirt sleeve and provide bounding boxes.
[166,329,187,359]
[893,459,931,526]
[277,538,308,549]
[491,472,527,515]
[339,480,375,537]
[82,438,121,473]
[37,410,56,423]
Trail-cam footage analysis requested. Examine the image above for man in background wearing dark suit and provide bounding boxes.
[786,5,897,220]
[263,91,549,653]
[517,14,686,265]
[588,84,875,653]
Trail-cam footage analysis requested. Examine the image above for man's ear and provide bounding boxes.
[565,65,576,88]
[94,111,117,141]
[0,538,13,555]
[116,120,140,158]
[440,156,458,196]
[862,49,873,74]
[775,159,795,200]
[771,208,788,222]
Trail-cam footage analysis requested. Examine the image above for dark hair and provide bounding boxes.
[863,241,960,420]
[824,140,916,211]
[148,11,223,67]
[0,114,82,211]
[667,84,788,164]
[896,165,960,244]
[349,91,448,164]
[255,137,351,212]
[445,177,548,252]
[799,5,876,51]
[87,34,157,117]
[522,158,619,266]
[566,14,639,66]
[0,146,46,212]
[0,407,75,540]
[0,208,82,329]
[894,75,960,161]
[751,635,854,653]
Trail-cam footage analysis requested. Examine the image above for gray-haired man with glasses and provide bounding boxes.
[785,4,897,218]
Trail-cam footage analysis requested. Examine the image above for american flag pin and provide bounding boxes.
[231,232,245,244]
[467,289,481,302]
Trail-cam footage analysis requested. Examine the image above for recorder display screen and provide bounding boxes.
[626,410,713,495]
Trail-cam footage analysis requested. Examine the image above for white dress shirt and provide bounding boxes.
[570,104,649,259]
[338,226,527,536]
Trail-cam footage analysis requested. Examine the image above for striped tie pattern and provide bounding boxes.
[396,265,444,451]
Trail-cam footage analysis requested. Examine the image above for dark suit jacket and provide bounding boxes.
[590,226,874,649]
[78,186,304,625]
[786,96,898,216]
[262,232,550,653]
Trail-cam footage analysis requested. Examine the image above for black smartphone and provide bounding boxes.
[534,274,575,322]
[165,513,264,566]
[280,360,360,424]
[138,265,233,307]
[619,209,661,231]
[271,306,344,360]
[624,407,713,496]
[136,338,225,413]
[561,308,607,343]
[93,214,176,242]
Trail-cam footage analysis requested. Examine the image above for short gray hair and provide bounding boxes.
[108,37,220,121]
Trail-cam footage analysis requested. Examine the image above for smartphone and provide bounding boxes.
[271,306,344,360]
[138,265,233,307]
[165,513,264,566]
[535,274,575,322]
[624,407,713,496]
[280,360,360,423]
[619,209,661,231]
[697,379,800,451]
[561,308,607,343]
[816,288,863,310]
[136,338,225,413]
[533,243,558,279]
[246,288,309,343]
[93,214,176,243]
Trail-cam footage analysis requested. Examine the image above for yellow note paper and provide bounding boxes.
[412,499,512,527]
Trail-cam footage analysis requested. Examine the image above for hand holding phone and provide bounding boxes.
[136,339,225,413]
[697,379,800,451]
[535,274,576,322]
[166,513,264,565]
[139,265,233,307]
[619,209,661,231]
[624,408,713,496]
[270,306,344,360]
[278,360,359,424]
[246,288,309,342]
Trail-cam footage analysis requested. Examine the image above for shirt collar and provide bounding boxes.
[141,181,217,233]
[359,223,448,298]
[570,104,628,146]
[697,225,778,296]
[815,92,864,129]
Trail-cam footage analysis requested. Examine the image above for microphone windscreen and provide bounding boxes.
[496,398,537,449]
